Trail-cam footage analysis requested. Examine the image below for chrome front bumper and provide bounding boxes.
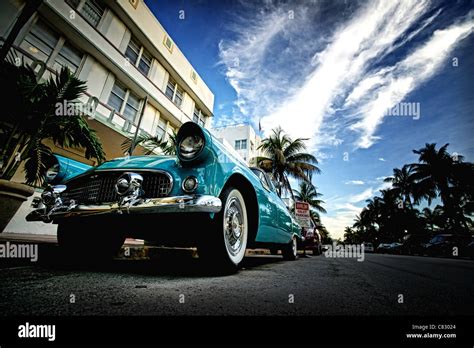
[26,195,222,223]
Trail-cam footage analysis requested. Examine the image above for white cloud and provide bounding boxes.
[218,3,319,127]
[259,0,431,144]
[345,180,365,185]
[348,11,474,148]
[219,1,473,152]
[378,157,386,162]
[322,213,356,240]
[348,188,375,203]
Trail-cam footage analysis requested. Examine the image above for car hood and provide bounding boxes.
[95,155,178,171]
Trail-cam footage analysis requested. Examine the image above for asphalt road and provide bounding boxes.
[0,251,473,316]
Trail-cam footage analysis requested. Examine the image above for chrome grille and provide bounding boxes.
[62,171,172,204]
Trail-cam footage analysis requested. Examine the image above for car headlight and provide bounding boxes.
[179,135,204,159]
[45,163,59,183]
[182,176,198,193]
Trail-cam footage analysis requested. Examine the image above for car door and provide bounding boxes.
[261,174,294,242]
[273,194,293,240]
[250,169,280,242]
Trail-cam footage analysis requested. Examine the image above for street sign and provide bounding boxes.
[295,201,311,228]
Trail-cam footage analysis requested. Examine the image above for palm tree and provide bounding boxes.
[421,207,438,232]
[255,127,320,195]
[411,143,459,206]
[0,60,105,185]
[384,165,416,208]
[122,130,177,156]
[411,143,473,232]
[293,181,326,213]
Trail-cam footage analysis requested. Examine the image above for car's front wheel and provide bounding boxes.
[198,187,248,274]
[282,236,298,261]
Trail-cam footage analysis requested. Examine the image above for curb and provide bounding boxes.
[0,233,273,261]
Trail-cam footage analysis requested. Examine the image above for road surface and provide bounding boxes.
[0,251,473,316]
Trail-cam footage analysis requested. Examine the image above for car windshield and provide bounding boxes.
[250,168,276,193]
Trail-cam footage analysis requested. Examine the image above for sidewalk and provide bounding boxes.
[0,233,144,246]
[0,233,270,261]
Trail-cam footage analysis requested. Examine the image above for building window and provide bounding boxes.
[123,91,140,121]
[67,0,106,28]
[138,49,152,76]
[156,118,167,140]
[107,81,141,122]
[193,106,206,127]
[20,20,58,63]
[125,36,152,76]
[108,82,126,112]
[165,77,183,108]
[20,19,83,74]
[163,35,174,52]
[235,139,247,150]
[54,41,83,73]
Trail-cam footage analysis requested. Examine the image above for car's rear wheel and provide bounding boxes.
[57,220,125,264]
[198,187,248,274]
[282,236,298,261]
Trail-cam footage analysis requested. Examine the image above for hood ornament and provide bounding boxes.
[114,172,144,210]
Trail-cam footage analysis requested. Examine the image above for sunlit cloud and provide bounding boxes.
[345,180,365,185]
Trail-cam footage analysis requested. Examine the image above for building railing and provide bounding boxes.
[2,40,152,139]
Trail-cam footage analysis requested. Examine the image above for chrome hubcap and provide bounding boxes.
[224,197,244,256]
[292,237,297,256]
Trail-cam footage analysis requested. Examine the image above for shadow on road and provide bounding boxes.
[31,247,287,277]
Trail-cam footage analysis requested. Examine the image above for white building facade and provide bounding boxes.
[211,124,262,165]
[1,0,214,167]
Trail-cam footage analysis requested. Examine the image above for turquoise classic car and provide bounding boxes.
[27,122,302,273]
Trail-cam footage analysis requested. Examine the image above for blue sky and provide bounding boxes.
[146,0,474,239]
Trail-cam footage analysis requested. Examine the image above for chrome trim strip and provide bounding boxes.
[26,195,221,222]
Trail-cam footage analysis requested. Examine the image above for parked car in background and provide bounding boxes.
[401,233,433,256]
[363,242,374,253]
[298,222,322,255]
[376,243,391,253]
[387,242,403,255]
[423,233,472,257]
[376,242,402,254]
[26,122,302,273]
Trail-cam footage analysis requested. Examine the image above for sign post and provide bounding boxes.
[295,201,311,228]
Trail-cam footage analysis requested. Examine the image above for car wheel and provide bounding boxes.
[57,220,125,264]
[282,236,298,261]
[198,187,248,274]
[312,247,320,256]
